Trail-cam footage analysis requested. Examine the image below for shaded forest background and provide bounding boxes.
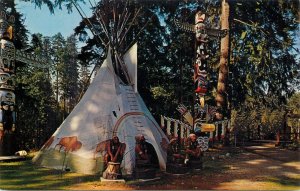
[1,0,299,151]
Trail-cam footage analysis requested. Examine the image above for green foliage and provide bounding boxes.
[286,92,300,131]
[15,34,57,149]
[229,0,299,108]
[151,86,171,100]
[287,93,300,114]
[59,35,79,113]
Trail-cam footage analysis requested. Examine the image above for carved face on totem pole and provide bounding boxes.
[195,12,207,42]
[0,71,14,83]
[0,90,15,106]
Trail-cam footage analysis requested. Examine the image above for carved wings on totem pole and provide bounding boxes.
[173,13,228,39]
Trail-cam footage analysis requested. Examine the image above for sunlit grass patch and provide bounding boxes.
[0,161,25,166]
[250,175,300,190]
[0,160,97,190]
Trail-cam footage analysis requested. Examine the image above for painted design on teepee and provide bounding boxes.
[93,139,110,159]
[54,136,82,152]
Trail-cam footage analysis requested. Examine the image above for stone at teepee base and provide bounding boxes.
[102,162,122,180]
[100,177,125,183]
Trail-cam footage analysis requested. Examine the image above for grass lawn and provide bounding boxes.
[0,159,99,190]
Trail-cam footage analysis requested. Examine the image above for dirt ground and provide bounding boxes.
[66,142,300,190]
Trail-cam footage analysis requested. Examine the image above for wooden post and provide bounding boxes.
[215,123,219,141]
[216,0,230,110]
[174,122,178,137]
[180,124,184,139]
[216,0,230,145]
[167,119,171,136]
[186,126,190,137]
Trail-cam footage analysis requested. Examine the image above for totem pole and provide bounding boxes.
[164,8,229,173]
[0,9,17,156]
[0,9,50,156]
[174,11,227,134]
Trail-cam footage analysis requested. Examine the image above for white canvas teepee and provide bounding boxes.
[33,44,169,175]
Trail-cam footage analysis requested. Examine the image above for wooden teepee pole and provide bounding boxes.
[216,0,230,111]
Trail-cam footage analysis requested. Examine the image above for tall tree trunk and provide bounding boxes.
[216,0,230,145]
[216,0,230,110]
